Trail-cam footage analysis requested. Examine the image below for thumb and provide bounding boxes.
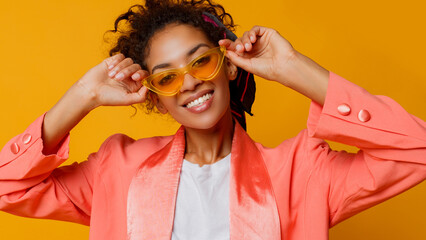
[126,86,149,105]
[219,39,236,51]
[226,50,252,72]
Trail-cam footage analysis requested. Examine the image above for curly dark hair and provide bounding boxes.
[106,0,236,113]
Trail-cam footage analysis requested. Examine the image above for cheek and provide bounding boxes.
[156,95,173,113]
[216,72,231,96]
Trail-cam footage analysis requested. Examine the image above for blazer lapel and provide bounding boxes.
[230,122,281,239]
[126,122,281,240]
[127,126,185,240]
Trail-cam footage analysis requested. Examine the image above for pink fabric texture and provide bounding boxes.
[0,72,425,240]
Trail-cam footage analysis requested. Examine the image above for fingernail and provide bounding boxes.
[245,43,250,50]
[115,72,124,80]
[108,70,116,77]
[108,64,114,70]
[132,73,140,80]
[250,36,255,42]
[236,44,243,52]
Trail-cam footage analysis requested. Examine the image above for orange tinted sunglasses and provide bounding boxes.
[143,46,226,96]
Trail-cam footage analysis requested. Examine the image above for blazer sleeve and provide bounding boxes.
[0,113,105,225]
[306,72,426,226]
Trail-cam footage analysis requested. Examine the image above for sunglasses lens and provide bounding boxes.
[190,52,220,79]
[151,72,181,94]
[148,47,224,95]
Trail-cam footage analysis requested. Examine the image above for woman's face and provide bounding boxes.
[145,23,237,130]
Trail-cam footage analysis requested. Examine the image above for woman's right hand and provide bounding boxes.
[42,54,149,154]
[76,53,149,109]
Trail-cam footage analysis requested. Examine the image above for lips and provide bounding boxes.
[182,89,214,107]
[184,92,214,114]
[186,93,213,108]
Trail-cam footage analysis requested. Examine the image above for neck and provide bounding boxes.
[184,108,234,167]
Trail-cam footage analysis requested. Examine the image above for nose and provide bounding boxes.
[179,73,203,93]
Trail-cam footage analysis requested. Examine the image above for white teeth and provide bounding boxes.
[186,93,212,108]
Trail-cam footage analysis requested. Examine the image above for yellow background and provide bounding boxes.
[1,0,425,239]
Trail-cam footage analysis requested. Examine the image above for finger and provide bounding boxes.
[249,32,256,43]
[114,63,141,81]
[220,37,249,53]
[127,86,149,104]
[138,85,149,98]
[131,69,150,81]
[108,57,134,78]
[241,31,253,52]
[219,39,237,51]
[226,51,251,72]
[248,28,259,43]
[250,25,267,39]
[104,53,125,70]
[235,39,245,53]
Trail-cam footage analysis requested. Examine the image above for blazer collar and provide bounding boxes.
[127,122,281,239]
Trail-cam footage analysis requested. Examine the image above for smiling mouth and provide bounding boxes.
[185,92,213,108]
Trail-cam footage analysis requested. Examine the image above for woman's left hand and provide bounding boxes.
[220,25,330,105]
[219,25,295,85]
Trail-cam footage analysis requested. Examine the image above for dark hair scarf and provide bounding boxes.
[202,12,255,131]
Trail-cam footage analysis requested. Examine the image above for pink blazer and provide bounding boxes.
[1,72,425,240]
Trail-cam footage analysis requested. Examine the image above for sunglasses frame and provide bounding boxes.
[142,46,227,96]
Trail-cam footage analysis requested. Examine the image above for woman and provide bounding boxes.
[0,0,425,239]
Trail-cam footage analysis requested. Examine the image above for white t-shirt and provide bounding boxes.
[171,154,231,240]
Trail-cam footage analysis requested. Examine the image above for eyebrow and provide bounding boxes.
[151,43,210,74]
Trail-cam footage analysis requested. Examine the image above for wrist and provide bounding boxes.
[73,79,101,112]
[42,80,97,153]
[273,48,299,87]
[275,50,329,105]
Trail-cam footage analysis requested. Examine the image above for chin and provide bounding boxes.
[178,104,232,131]
[180,113,223,130]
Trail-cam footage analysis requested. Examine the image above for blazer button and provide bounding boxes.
[337,104,351,116]
[22,134,32,144]
[358,109,371,122]
[11,143,20,154]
